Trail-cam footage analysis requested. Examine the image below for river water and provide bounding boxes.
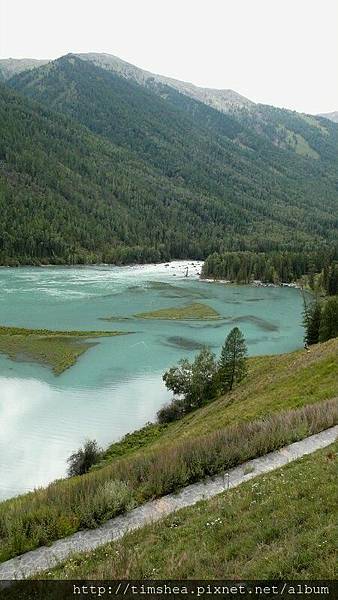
[0,262,305,499]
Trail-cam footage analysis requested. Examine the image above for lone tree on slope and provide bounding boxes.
[218,327,247,392]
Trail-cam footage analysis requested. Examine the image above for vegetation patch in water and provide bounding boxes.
[145,282,209,299]
[227,315,279,332]
[163,336,211,350]
[0,326,128,375]
[134,302,220,320]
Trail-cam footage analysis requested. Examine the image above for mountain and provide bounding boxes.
[318,111,338,123]
[0,58,49,81]
[72,53,338,169]
[1,54,338,265]
[77,53,337,162]
[77,52,254,113]
[2,82,243,265]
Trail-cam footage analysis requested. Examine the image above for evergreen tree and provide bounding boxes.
[327,264,338,296]
[319,297,338,342]
[304,301,322,345]
[218,327,248,392]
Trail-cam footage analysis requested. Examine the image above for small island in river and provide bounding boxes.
[134,302,221,320]
[0,326,129,375]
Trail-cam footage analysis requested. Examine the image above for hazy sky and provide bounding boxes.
[1,0,337,114]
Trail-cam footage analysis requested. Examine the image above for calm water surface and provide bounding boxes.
[0,262,305,499]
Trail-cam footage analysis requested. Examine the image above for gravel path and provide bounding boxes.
[1,426,336,580]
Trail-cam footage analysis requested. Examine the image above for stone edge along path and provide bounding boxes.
[0,426,337,581]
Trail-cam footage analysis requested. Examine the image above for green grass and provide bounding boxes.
[0,325,128,374]
[0,399,336,563]
[134,302,221,320]
[100,338,338,464]
[92,422,169,464]
[40,442,337,580]
[0,339,336,563]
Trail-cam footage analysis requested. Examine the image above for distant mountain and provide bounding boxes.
[78,52,254,113]
[77,53,337,161]
[1,54,337,266]
[0,58,49,81]
[318,111,338,123]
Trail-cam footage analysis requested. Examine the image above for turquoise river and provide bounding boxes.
[0,262,305,499]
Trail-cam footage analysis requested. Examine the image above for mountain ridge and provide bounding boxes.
[0,57,49,81]
[318,111,338,123]
[77,51,254,113]
[1,54,337,266]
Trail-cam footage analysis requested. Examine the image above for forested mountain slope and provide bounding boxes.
[1,54,337,265]
[8,57,338,248]
[76,52,338,167]
[78,52,254,112]
[0,83,324,266]
[2,83,242,264]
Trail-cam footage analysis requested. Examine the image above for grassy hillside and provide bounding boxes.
[4,56,337,266]
[0,339,336,562]
[100,338,338,463]
[40,441,337,580]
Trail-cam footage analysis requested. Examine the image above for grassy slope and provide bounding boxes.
[0,326,128,374]
[100,338,338,464]
[0,340,336,563]
[40,442,337,580]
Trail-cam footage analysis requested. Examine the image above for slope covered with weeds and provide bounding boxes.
[41,442,337,580]
[0,399,337,562]
[99,338,338,464]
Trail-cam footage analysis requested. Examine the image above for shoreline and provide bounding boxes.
[0,261,305,289]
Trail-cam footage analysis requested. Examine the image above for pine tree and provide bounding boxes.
[319,297,338,342]
[304,302,322,345]
[327,264,338,296]
[218,327,247,392]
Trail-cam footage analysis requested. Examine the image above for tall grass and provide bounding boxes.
[0,398,336,562]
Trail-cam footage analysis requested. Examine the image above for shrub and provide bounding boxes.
[157,398,186,423]
[76,480,134,528]
[67,439,102,476]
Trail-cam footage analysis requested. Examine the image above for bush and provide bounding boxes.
[157,398,186,424]
[76,480,134,528]
[67,439,102,476]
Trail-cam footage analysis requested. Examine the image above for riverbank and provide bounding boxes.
[0,339,337,563]
[200,276,302,289]
[0,259,313,290]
